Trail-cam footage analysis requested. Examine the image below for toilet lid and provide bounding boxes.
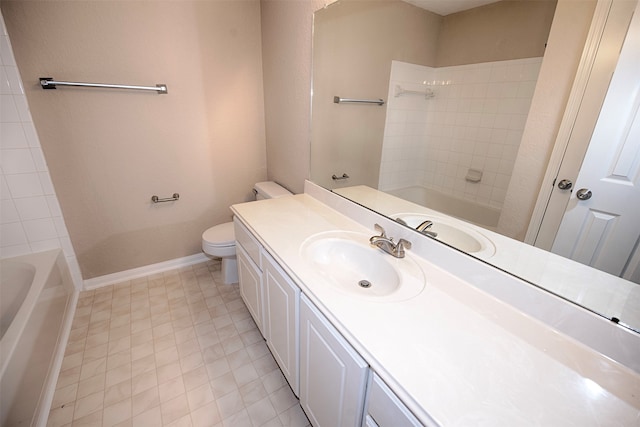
[203,222,235,246]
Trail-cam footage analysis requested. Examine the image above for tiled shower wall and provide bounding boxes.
[379,58,542,210]
[0,13,81,286]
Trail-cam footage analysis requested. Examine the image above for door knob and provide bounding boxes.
[557,179,573,190]
[576,188,592,200]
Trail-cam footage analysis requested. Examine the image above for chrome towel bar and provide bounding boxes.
[333,96,384,105]
[151,193,179,203]
[39,77,168,94]
[332,173,350,180]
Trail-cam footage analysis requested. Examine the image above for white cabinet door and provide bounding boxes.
[299,294,368,427]
[237,243,264,334]
[263,251,300,396]
[365,373,432,427]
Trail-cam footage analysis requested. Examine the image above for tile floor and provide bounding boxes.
[47,260,311,427]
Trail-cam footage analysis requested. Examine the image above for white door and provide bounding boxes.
[551,0,640,280]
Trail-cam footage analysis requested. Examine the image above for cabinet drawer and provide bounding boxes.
[234,217,262,269]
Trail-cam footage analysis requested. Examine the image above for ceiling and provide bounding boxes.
[404,0,501,15]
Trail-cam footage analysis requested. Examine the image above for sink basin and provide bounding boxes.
[393,213,495,257]
[300,231,425,301]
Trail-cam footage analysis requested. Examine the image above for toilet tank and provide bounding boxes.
[254,181,292,200]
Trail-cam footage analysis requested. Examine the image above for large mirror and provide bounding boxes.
[310,0,640,332]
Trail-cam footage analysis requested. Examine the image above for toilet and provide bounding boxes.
[202,181,292,284]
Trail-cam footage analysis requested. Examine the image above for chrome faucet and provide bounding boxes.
[369,224,411,258]
[416,220,438,238]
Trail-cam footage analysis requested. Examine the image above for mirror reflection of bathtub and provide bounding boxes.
[385,185,500,230]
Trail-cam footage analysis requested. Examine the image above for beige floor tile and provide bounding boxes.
[161,393,190,425]
[47,403,75,427]
[220,409,252,427]
[216,389,244,419]
[132,370,158,395]
[104,379,132,407]
[182,366,209,393]
[246,396,278,427]
[157,359,182,384]
[186,383,214,412]
[73,390,104,420]
[159,375,186,403]
[76,373,106,400]
[132,386,160,417]
[190,401,221,427]
[71,408,102,427]
[49,262,309,427]
[105,362,132,388]
[79,357,107,382]
[51,382,78,408]
[270,385,298,415]
[132,404,162,425]
[102,397,131,427]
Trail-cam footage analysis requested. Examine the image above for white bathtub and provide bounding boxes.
[386,185,501,229]
[0,249,77,427]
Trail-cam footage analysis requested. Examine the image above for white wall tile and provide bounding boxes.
[0,66,10,94]
[5,173,44,197]
[1,221,27,246]
[380,58,541,209]
[14,196,51,220]
[5,66,23,94]
[1,148,37,173]
[1,198,18,223]
[38,171,56,194]
[13,94,32,122]
[0,175,9,199]
[22,217,58,242]
[0,35,16,66]
[0,122,29,148]
[30,147,48,171]
[0,94,20,121]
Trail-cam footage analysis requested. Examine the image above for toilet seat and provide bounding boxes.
[202,222,236,257]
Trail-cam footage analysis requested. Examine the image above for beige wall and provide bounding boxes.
[2,1,267,279]
[260,0,325,194]
[436,0,557,66]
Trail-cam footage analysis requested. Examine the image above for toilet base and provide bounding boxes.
[221,257,238,284]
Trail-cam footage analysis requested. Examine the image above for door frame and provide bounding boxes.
[526,0,637,248]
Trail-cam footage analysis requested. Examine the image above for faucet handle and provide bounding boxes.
[373,223,388,239]
[394,238,412,258]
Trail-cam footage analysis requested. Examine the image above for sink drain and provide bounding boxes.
[358,280,372,288]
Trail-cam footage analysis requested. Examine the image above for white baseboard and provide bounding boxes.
[83,253,210,290]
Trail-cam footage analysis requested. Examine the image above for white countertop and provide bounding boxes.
[231,193,640,426]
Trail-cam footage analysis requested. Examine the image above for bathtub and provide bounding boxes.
[386,185,501,229]
[0,249,77,427]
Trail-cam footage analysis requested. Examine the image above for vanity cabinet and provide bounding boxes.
[235,220,265,333]
[299,294,369,427]
[364,373,428,427]
[263,250,300,396]
[234,218,300,395]
[235,216,427,427]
